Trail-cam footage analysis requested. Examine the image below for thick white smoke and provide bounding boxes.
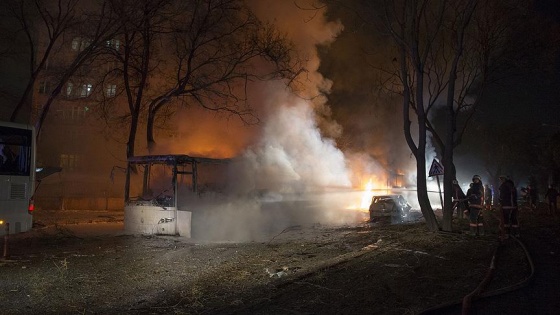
[237,85,351,192]
[236,0,349,192]
[187,1,367,241]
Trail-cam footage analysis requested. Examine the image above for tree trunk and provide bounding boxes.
[441,0,476,231]
[146,110,155,154]
[124,113,139,202]
[415,73,439,232]
[442,71,457,232]
[417,144,439,231]
[399,43,439,232]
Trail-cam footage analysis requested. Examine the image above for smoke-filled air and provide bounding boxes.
[151,0,424,241]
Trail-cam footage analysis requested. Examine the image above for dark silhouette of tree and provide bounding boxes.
[373,0,479,232]
[144,0,296,153]
[332,0,557,232]
[101,0,297,157]
[1,0,121,136]
[98,0,298,200]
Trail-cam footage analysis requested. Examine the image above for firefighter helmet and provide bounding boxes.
[472,175,481,181]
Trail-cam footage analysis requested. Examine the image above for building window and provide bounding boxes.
[72,37,80,51]
[72,37,91,51]
[66,82,73,97]
[38,81,50,94]
[106,84,116,97]
[80,84,93,98]
[106,39,120,51]
[80,38,91,51]
[60,154,80,171]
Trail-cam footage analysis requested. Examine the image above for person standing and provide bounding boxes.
[499,175,519,238]
[544,185,559,216]
[452,179,467,218]
[466,175,485,236]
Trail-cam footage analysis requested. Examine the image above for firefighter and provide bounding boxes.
[499,175,519,238]
[466,175,485,236]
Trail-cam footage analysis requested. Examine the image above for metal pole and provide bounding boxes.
[436,175,444,210]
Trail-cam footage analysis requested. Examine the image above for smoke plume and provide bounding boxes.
[185,1,368,241]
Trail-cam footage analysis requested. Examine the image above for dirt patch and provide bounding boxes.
[1,208,552,314]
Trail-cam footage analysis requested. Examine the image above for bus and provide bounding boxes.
[0,121,36,235]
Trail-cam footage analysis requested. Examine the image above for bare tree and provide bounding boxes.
[99,0,298,200]
[98,0,171,160]
[102,0,296,156]
[1,0,120,136]
[376,0,471,232]
[421,0,554,231]
[334,0,550,232]
[144,0,296,152]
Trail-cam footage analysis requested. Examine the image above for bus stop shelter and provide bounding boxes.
[124,154,230,236]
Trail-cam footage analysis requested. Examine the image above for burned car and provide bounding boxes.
[368,194,411,222]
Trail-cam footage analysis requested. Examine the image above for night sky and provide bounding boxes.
[317,0,560,187]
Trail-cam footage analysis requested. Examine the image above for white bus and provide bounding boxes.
[0,121,36,235]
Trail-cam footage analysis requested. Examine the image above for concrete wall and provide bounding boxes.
[124,205,191,237]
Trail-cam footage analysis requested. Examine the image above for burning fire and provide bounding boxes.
[345,177,389,212]
[360,179,375,209]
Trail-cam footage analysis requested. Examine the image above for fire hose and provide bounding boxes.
[418,234,535,315]
[461,248,497,314]
[461,235,534,314]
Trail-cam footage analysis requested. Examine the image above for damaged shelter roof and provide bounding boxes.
[128,154,231,165]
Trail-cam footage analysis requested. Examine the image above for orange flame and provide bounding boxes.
[360,179,375,209]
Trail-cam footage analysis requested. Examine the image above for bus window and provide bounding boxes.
[0,126,32,176]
